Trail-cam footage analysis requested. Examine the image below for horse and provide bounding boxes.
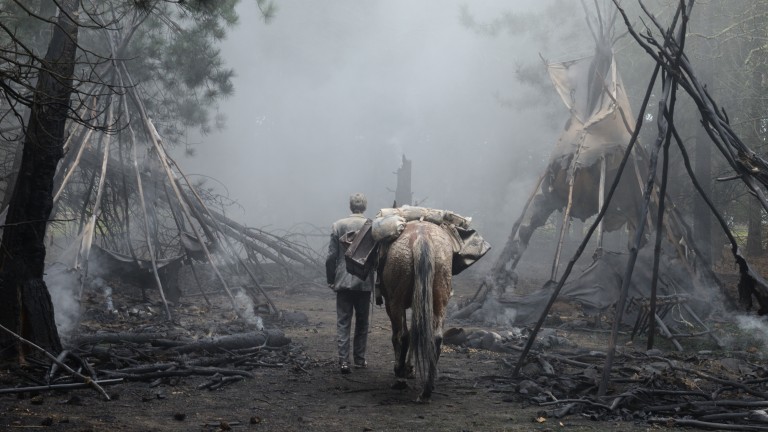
[379,220,454,402]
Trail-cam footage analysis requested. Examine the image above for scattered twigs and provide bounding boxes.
[197,374,245,390]
[0,323,111,400]
[501,342,768,428]
[1,316,301,400]
[649,356,768,400]
[509,345,602,370]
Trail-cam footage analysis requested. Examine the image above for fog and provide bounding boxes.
[179,1,581,249]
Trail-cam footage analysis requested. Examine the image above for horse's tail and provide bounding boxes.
[410,233,437,381]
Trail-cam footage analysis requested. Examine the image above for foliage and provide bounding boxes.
[683,1,768,241]
[0,0,276,146]
[459,0,582,118]
[81,0,240,143]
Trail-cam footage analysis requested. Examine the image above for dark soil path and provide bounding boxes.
[0,277,677,432]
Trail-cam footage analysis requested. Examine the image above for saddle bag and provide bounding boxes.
[343,219,379,280]
[449,226,492,275]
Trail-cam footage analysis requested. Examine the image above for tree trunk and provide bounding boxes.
[394,154,412,207]
[746,48,765,258]
[692,3,715,266]
[693,125,713,264]
[0,0,80,361]
[747,194,765,257]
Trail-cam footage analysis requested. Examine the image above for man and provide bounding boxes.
[326,193,374,374]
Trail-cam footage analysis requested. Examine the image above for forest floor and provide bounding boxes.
[0,255,760,432]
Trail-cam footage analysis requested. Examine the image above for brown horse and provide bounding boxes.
[380,221,454,402]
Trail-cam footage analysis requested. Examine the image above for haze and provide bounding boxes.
[180,0,578,248]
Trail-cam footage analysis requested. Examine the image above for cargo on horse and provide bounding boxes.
[379,220,454,402]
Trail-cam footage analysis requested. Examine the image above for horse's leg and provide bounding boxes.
[387,303,409,390]
[405,342,415,379]
[397,319,410,377]
[433,294,448,365]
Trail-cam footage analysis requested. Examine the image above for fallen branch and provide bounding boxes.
[649,417,768,431]
[0,323,111,400]
[101,365,254,380]
[72,332,172,345]
[197,374,245,390]
[0,379,123,395]
[646,400,768,412]
[171,330,289,354]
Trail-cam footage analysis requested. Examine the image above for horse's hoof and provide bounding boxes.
[406,365,416,379]
[391,380,408,390]
[415,395,431,404]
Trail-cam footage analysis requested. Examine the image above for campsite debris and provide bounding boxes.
[1,327,303,398]
[0,279,324,402]
[445,326,768,430]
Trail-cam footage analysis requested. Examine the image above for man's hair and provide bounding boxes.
[349,193,367,213]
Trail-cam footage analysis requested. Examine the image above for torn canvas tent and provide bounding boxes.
[497,242,724,326]
[492,50,643,290]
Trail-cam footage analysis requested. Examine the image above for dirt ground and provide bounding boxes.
[1,273,695,432]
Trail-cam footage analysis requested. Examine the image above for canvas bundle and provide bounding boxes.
[376,205,471,229]
[371,214,406,242]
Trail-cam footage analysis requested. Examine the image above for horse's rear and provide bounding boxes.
[380,221,453,402]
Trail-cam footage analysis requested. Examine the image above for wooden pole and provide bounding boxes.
[551,179,575,281]
[491,172,547,278]
[647,127,672,350]
[115,67,172,320]
[596,156,606,252]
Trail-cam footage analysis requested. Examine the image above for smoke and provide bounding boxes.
[469,297,517,327]
[44,263,81,339]
[732,315,768,350]
[234,289,264,331]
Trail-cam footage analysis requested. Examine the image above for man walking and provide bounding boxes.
[326,193,374,374]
